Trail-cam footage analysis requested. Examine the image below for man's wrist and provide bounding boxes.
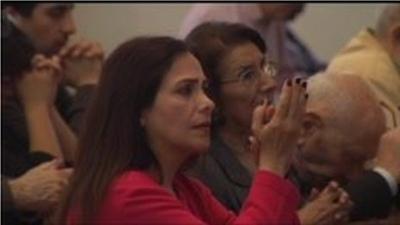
[8,178,28,211]
[24,103,51,117]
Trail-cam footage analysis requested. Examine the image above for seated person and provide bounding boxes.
[2,3,102,224]
[294,72,399,220]
[185,22,351,225]
[57,36,306,224]
[328,4,400,129]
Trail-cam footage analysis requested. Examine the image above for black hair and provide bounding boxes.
[1,2,37,17]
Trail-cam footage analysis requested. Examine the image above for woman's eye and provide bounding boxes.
[239,70,257,81]
[178,84,195,96]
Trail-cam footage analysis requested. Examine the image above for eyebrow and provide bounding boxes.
[235,56,266,73]
[175,77,207,85]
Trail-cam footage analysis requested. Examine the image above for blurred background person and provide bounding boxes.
[328,4,400,129]
[1,3,103,224]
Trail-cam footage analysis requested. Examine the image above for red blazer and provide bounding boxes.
[68,170,300,224]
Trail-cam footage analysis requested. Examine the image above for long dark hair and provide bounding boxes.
[185,22,266,125]
[57,36,188,223]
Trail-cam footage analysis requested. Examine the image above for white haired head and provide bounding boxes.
[297,71,386,183]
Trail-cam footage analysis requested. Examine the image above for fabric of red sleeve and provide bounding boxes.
[67,170,300,225]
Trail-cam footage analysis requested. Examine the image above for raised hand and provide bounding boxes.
[16,54,62,109]
[251,78,307,176]
[59,40,103,87]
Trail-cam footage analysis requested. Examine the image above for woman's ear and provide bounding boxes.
[298,112,323,147]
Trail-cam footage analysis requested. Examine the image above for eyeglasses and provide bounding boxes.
[220,61,278,86]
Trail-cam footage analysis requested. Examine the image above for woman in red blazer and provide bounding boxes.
[57,36,306,225]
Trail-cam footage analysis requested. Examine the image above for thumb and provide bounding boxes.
[308,188,320,201]
[252,104,266,135]
[264,104,275,124]
[48,158,66,169]
[59,168,74,178]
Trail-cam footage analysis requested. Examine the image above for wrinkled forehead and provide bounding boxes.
[219,43,264,70]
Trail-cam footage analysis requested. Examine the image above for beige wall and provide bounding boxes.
[74,3,384,61]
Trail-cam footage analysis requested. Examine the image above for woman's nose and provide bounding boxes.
[199,90,215,114]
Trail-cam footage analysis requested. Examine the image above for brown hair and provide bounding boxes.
[57,36,188,224]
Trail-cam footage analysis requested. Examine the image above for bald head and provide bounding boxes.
[296,72,387,184]
[306,72,386,159]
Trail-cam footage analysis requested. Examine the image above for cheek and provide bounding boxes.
[159,102,190,126]
[302,135,321,157]
[145,101,190,145]
[220,87,257,122]
[32,18,60,40]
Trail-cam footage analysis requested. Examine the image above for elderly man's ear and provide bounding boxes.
[298,113,323,146]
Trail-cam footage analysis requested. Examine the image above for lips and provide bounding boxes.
[192,121,211,129]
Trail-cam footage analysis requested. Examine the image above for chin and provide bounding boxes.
[191,139,210,154]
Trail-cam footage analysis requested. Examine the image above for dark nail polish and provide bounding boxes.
[305,93,309,99]
[302,82,307,88]
[295,78,301,84]
[287,79,292,86]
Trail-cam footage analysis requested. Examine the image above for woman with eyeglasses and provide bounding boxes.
[186,22,352,225]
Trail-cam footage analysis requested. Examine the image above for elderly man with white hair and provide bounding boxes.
[328,4,400,129]
[293,71,400,221]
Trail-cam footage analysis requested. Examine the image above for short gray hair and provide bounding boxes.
[307,71,386,158]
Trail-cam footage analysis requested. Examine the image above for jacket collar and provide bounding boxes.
[209,133,252,187]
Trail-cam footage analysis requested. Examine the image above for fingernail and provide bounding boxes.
[295,78,301,84]
[305,93,308,99]
[287,79,292,86]
[330,181,339,188]
[302,82,307,88]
